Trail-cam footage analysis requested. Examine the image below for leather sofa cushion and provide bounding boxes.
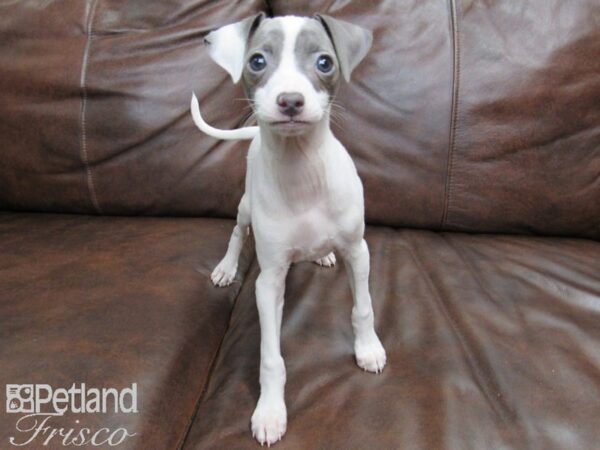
[271,0,455,232]
[2,1,598,238]
[0,0,266,217]
[183,227,600,449]
[271,0,600,238]
[0,213,254,449]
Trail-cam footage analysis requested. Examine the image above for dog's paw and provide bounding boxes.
[210,259,237,287]
[355,336,387,374]
[251,397,287,447]
[314,252,336,267]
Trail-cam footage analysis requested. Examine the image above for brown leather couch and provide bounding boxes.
[1,1,599,449]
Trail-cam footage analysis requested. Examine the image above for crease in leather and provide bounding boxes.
[354,78,412,116]
[176,250,259,450]
[492,240,600,303]
[469,124,599,165]
[442,0,460,228]
[440,233,533,426]
[443,233,523,314]
[80,0,103,214]
[404,234,516,425]
[86,105,192,169]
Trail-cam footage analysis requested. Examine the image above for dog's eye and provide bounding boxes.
[249,53,267,72]
[316,55,334,73]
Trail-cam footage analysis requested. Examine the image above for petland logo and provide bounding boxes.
[5,383,138,447]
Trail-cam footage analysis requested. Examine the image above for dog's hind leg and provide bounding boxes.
[314,252,336,267]
[211,193,250,287]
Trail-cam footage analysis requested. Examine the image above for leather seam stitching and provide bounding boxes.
[176,251,258,450]
[175,323,228,450]
[79,0,102,214]
[442,0,460,228]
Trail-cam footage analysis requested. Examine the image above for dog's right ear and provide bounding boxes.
[204,13,265,84]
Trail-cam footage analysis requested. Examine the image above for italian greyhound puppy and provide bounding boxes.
[191,14,386,446]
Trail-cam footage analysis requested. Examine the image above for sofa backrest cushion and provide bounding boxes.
[0,0,267,217]
[271,0,600,239]
[1,0,598,238]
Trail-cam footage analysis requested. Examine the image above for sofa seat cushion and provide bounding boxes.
[0,213,253,449]
[183,227,600,449]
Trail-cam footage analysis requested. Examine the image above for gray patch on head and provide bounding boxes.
[294,19,341,99]
[242,19,284,100]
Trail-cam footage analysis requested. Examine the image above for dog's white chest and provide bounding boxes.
[250,137,365,264]
[284,205,337,262]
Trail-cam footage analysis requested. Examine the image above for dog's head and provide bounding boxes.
[204,14,372,136]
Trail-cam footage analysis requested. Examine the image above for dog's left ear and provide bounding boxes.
[316,14,373,82]
[204,12,265,83]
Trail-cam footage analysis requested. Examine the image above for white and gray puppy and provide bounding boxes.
[191,13,386,446]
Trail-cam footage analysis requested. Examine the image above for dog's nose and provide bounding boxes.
[277,92,304,117]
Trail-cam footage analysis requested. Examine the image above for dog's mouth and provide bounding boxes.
[268,119,314,134]
[270,119,310,127]
[269,118,313,136]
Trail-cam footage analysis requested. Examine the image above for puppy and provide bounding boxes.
[191,14,386,446]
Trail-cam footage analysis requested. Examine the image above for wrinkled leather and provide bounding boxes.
[1,0,598,237]
[0,1,92,213]
[271,0,454,231]
[0,0,267,217]
[443,0,600,238]
[0,213,254,449]
[1,214,598,449]
[272,0,600,238]
[183,227,600,450]
[1,1,600,449]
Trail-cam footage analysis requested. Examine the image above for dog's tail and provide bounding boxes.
[190,93,259,141]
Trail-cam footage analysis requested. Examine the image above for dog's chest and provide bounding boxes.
[284,204,338,261]
[255,196,359,263]
[251,137,364,262]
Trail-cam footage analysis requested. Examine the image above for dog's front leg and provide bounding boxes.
[251,265,289,446]
[341,239,387,373]
[211,194,250,287]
